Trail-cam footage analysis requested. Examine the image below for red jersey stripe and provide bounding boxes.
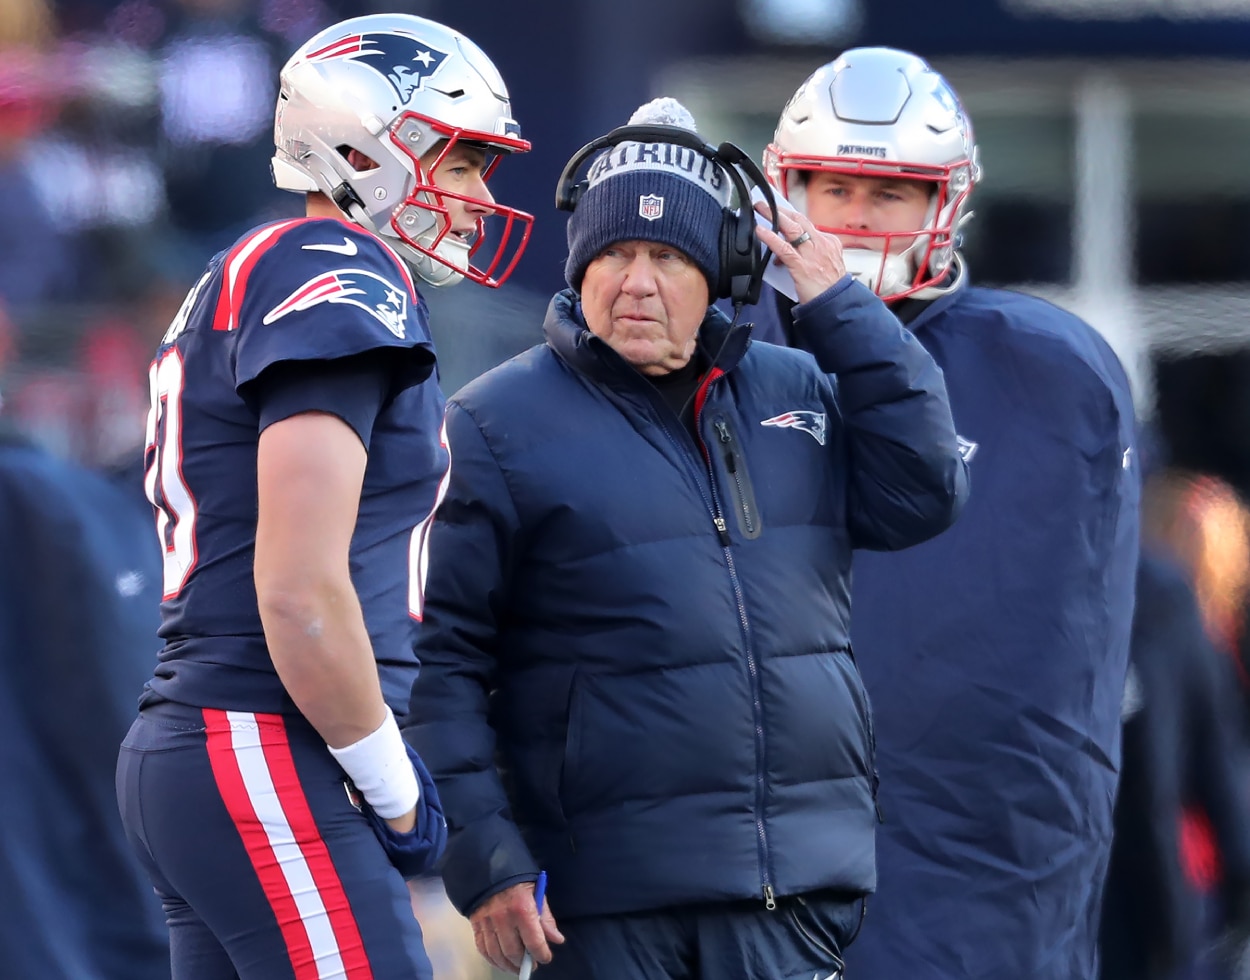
[203,708,322,979]
[212,219,311,332]
[254,715,376,979]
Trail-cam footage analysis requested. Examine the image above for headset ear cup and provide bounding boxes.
[556,178,585,213]
[735,212,756,304]
[713,149,767,307]
[717,208,736,301]
[717,209,759,305]
[730,213,745,302]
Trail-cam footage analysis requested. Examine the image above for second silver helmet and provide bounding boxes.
[765,47,981,300]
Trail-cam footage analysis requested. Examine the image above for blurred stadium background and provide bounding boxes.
[6,0,1250,480]
[6,0,1250,976]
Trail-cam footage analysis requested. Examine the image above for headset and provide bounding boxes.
[555,124,777,309]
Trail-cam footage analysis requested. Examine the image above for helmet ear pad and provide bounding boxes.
[555,124,778,308]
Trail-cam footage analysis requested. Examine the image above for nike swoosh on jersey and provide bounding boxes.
[302,238,358,256]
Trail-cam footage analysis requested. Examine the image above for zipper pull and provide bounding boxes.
[714,420,738,472]
[713,516,731,546]
[763,884,777,910]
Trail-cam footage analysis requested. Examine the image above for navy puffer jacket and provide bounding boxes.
[743,279,1140,979]
[405,278,967,918]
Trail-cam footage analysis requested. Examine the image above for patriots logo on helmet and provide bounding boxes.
[263,269,409,338]
[305,31,449,103]
[761,410,827,446]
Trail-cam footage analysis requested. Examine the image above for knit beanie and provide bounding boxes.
[564,98,733,294]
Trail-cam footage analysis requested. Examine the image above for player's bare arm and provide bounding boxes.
[255,410,416,832]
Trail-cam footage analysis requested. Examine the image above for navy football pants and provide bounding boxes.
[116,701,432,980]
[539,890,863,980]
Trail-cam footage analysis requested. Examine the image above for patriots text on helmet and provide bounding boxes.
[836,144,889,159]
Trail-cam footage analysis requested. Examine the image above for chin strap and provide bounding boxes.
[331,182,373,226]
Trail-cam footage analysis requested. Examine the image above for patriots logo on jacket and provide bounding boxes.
[761,410,827,446]
[305,32,449,103]
[263,269,408,338]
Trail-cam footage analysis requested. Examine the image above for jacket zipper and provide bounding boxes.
[648,371,774,907]
[714,418,755,536]
[697,389,773,908]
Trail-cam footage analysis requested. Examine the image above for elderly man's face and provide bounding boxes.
[580,240,710,376]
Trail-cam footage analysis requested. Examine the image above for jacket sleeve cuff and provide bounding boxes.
[790,274,854,321]
[790,277,903,376]
[440,815,540,916]
[463,873,542,916]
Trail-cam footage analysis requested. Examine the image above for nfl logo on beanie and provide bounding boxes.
[564,98,732,293]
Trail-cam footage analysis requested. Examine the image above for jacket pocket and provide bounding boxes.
[785,891,858,970]
[712,415,762,540]
[844,647,881,819]
[558,668,584,815]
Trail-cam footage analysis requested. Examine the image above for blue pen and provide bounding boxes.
[533,870,548,914]
[518,871,547,980]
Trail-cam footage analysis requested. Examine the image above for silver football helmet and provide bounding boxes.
[764,47,981,301]
[272,14,532,288]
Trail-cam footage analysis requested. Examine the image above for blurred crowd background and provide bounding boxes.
[7,0,1250,977]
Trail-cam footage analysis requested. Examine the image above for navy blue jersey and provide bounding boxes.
[140,217,448,715]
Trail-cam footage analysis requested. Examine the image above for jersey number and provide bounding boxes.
[144,349,198,598]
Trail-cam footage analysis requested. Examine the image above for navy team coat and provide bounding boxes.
[0,436,169,979]
[405,278,968,918]
[747,279,1140,980]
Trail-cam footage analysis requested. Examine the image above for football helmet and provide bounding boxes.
[764,47,981,301]
[272,14,532,288]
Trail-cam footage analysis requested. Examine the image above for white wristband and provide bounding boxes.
[327,707,419,819]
